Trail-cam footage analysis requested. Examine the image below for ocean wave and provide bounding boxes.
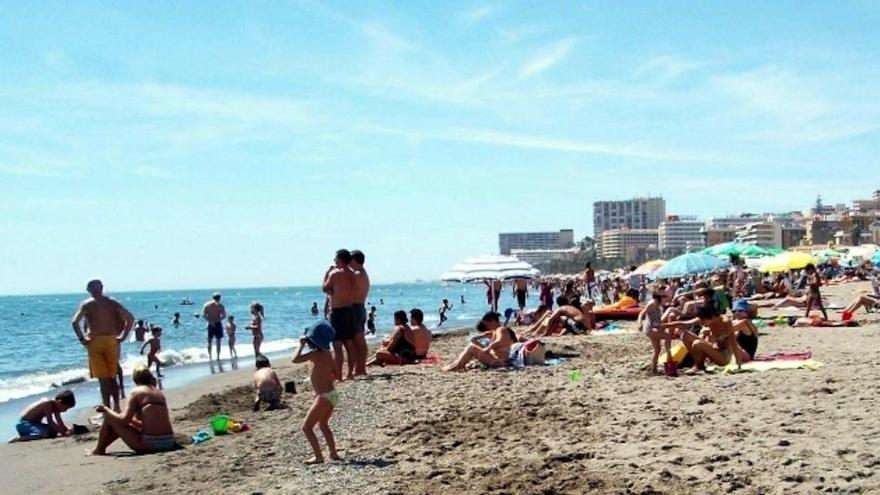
[0,338,302,404]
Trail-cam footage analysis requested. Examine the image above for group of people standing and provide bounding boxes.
[321,249,371,380]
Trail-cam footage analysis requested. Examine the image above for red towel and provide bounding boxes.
[753,351,812,362]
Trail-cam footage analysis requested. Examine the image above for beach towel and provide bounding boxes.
[709,359,822,374]
[754,351,813,361]
[382,354,443,366]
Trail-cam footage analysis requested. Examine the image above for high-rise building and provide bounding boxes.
[658,215,705,257]
[593,197,666,236]
[510,248,580,267]
[736,222,783,248]
[498,229,574,255]
[596,228,659,263]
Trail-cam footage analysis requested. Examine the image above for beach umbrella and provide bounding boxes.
[440,255,540,282]
[654,253,731,279]
[765,247,785,255]
[702,242,744,256]
[812,248,842,262]
[871,251,880,266]
[758,251,817,273]
[633,259,667,276]
[739,245,773,257]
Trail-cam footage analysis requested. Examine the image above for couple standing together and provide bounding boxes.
[323,249,370,380]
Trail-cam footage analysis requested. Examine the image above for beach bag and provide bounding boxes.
[523,339,546,366]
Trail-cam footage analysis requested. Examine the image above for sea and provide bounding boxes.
[0,282,518,435]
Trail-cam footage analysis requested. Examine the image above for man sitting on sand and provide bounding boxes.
[444,312,516,371]
[12,390,76,442]
[90,365,176,455]
[663,303,743,373]
[408,308,433,360]
[253,355,283,411]
[524,297,588,337]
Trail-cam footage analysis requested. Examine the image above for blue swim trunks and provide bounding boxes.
[16,419,51,439]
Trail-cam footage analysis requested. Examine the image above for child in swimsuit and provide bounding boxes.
[140,327,163,378]
[292,324,339,464]
[253,355,282,411]
[226,315,237,359]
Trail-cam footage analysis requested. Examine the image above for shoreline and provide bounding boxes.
[3,282,880,493]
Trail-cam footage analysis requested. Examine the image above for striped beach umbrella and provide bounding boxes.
[440,255,541,282]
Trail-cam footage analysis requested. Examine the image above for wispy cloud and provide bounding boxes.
[460,4,496,24]
[360,124,774,165]
[519,38,575,79]
[132,165,171,179]
[635,54,702,83]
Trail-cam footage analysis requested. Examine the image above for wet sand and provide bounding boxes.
[3,281,880,494]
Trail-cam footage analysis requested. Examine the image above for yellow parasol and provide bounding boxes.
[758,251,818,273]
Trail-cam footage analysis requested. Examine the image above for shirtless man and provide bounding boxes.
[202,293,227,360]
[525,297,588,337]
[512,279,529,311]
[133,320,148,342]
[408,309,433,359]
[323,249,357,381]
[71,279,134,411]
[582,262,596,300]
[349,250,370,377]
[485,280,503,312]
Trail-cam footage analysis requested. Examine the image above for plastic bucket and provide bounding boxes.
[210,415,229,435]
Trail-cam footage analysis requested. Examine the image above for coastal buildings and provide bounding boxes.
[593,196,666,236]
[510,248,580,266]
[735,222,782,248]
[498,229,574,255]
[658,215,705,257]
[596,228,659,263]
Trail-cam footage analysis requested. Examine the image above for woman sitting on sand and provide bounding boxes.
[730,299,758,362]
[89,365,175,455]
[367,310,415,366]
[444,312,516,371]
[663,304,743,372]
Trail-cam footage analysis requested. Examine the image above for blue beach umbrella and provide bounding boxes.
[871,251,880,266]
[654,252,731,279]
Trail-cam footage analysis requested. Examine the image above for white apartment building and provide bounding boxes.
[658,216,705,257]
[735,222,783,248]
[596,228,659,262]
[593,197,666,236]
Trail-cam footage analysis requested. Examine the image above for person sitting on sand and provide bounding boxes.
[523,297,587,337]
[663,303,743,372]
[292,322,339,464]
[367,310,415,366]
[90,365,175,455]
[730,299,758,362]
[789,316,859,328]
[515,304,550,326]
[253,355,283,411]
[13,390,76,442]
[139,326,163,378]
[408,309,433,360]
[444,312,516,371]
[638,292,672,375]
[841,270,880,318]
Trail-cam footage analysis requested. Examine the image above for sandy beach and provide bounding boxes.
[4,281,880,494]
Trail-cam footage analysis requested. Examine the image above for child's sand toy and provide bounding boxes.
[210,415,229,435]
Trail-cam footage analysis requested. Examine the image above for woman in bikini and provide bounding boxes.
[444,312,515,371]
[730,299,758,362]
[663,303,743,372]
[89,365,175,455]
[247,302,265,357]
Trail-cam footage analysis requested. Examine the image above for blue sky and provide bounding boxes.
[1,1,879,294]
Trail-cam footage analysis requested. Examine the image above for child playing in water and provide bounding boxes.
[226,315,237,359]
[292,322,339,464]
[252,355,282,411]
[140,327,163,377]
[438,299,453,328]
[13,390,75,441]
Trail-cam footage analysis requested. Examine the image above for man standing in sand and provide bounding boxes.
[512,279,529,311]
[71,279,134,412]
[350,249,370,377]
[203,293,227,360]
[323,249,357,381]
[582,262,596,300]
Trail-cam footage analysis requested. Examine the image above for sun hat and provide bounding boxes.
[304,320,335,351]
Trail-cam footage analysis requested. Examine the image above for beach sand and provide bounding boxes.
[3,281,880,494]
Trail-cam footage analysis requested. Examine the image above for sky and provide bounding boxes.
[1,1,879,295]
